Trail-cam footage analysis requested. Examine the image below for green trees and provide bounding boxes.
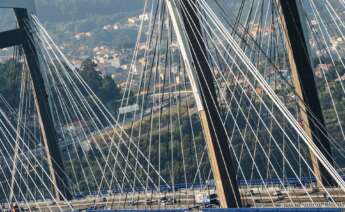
[79,59,102,92]
[0,58,121,115]
[79,59,121,114]
[0,60,21,108]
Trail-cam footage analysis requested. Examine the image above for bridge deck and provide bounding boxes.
[7,187,345,211]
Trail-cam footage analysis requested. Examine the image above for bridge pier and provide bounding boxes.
[15,8,72,201]
[0,2,72,201]
[276,0,335,187]
[166,0,242,208]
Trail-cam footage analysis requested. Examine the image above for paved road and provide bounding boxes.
[9,187,345,211]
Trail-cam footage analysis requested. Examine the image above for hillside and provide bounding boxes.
[32,1,146,56]
[0,1,144,32]
[35,0,144,23]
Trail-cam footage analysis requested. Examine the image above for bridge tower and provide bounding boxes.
[166,0,242,208]
[276,0,335,186]
[0,0,72,200]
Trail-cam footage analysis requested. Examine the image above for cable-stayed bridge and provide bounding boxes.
[1,0,345,211]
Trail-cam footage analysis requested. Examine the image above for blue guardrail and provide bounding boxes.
[88,210,188,212]
[89,209,344,212]
[203,209,345,212]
